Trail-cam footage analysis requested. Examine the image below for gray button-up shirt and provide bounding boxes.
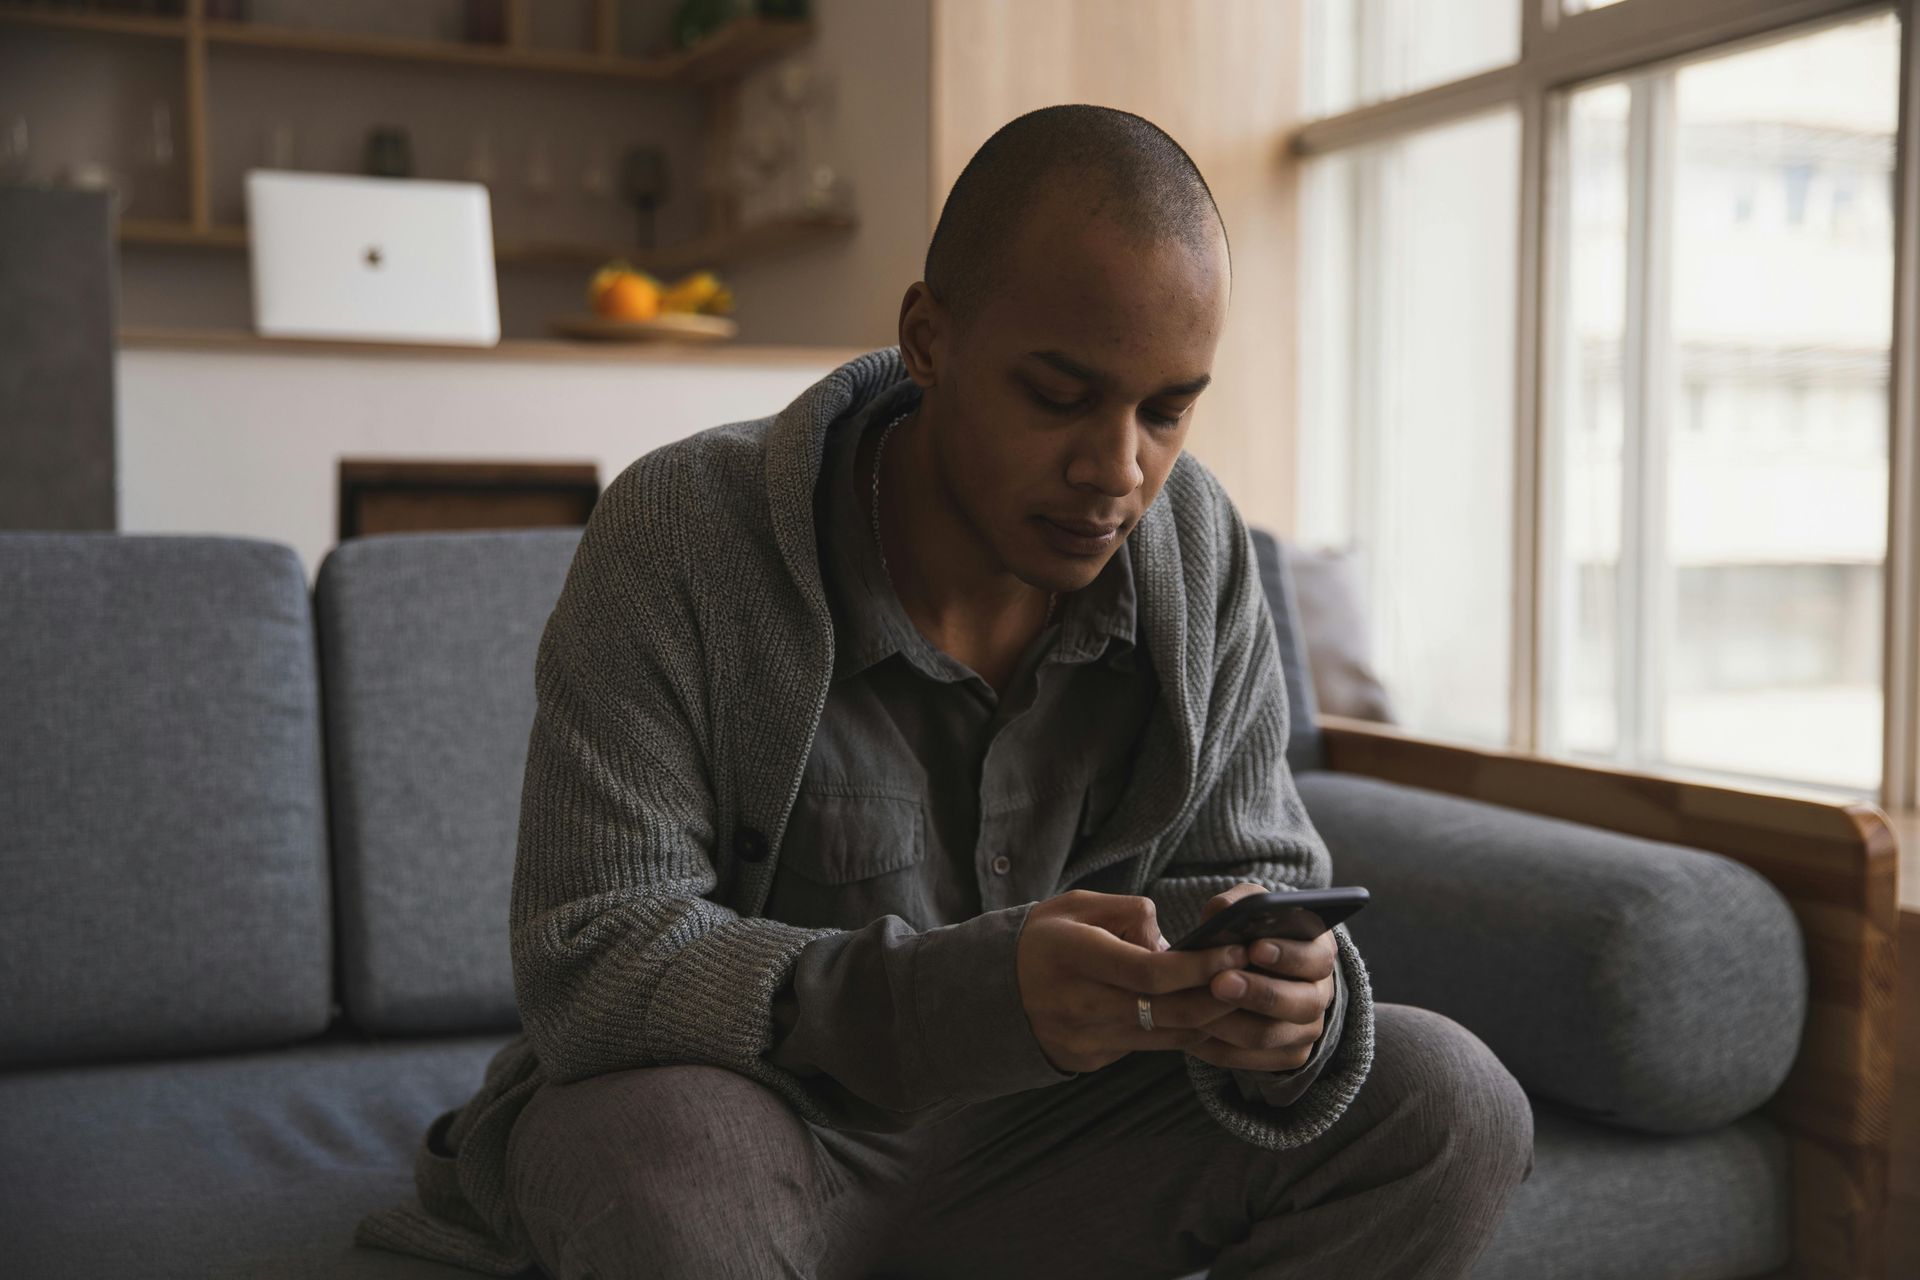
[766,381,1346,1126]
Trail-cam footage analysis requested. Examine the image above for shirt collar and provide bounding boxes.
[816,381,1141,684]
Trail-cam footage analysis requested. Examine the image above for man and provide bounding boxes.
[358,104,1534,1279]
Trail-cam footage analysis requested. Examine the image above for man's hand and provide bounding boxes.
[1182,883,1338,1073]
[1015,890,1254,1074]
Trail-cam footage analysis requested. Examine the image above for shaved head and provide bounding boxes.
[924,104,1231,330]
[889,105,1231,602]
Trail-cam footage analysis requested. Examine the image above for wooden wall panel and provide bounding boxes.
[930,0,1306,536]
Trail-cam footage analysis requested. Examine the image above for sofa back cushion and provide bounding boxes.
[316,529,578,1035]
[0,534,334,1065]
[1248,528,1323,773]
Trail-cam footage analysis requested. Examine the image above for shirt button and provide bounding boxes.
[991,854,1012,875]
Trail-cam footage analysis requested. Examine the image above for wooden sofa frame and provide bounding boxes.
[1314,715,1900,1280]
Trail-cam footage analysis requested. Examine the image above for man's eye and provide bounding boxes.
[1143,406,1187,429]
[1029,389,1083,414]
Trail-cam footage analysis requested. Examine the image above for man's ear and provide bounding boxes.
[897,281,941,390]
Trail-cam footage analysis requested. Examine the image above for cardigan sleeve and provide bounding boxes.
[503,453,868,1130]
[507,616,837,1091]
[1139,492,1376,1152]
[765,901,1078,1132]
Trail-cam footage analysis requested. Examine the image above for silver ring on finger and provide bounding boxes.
[1137,994,1154,1032]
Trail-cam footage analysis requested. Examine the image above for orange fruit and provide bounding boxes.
[587,262,631,308]
[594,271,661,322]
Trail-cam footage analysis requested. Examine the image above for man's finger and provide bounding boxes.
[1247,934,1337,980]
[1199,882,1268,923]
[1114,984,1241,1031]
[1209,969,1326,1023]
[1068,920,1244,994]
[1057,890,1165,951]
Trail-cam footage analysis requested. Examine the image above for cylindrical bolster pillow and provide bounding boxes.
[1295,772,1807,1135]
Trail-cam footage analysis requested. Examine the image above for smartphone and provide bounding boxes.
[1170,886,1369,951]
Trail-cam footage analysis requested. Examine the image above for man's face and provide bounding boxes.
[911,203,1231,594]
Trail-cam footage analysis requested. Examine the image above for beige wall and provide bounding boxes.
[725,0,932,348]
[930,0,1306,536]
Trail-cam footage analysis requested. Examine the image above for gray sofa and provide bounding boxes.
[0,526,1811,1279]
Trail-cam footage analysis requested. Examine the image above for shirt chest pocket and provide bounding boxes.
[779,791,928,885]
[1076,765,1133,847]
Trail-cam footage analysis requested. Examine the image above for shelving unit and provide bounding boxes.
[198,12,814,84]
[116,206,857,274]
[0,5,185,40]
[0,1,855,271]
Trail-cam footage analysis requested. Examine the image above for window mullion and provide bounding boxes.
[1538,85,1577,759]
[1617,79,1649,768]
[1524,0,1552,57]
[1639,74,1678,768]
[1619,73,1673,768]
[1350,152,1389,643]
[1514,79,1551,752]
[1886,0,1920,810]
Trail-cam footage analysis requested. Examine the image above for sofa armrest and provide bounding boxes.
[1314,714,1898,1280]
[1295,770,1806,1133]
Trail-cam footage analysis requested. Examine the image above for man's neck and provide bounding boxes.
[859,402,1055,692]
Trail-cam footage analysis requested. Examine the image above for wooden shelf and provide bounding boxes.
[499,211,858,273]
[117,217,243,248]
[0,5,185,40]
[200,14,813,85]
[119,326,864,366]
[116,209,858,274]
[647,16,818,85]
[0,7,811,84]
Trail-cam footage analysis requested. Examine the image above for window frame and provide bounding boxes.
[1291,0,1920,809]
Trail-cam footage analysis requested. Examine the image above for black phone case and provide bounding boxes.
[1171,887,1370,951]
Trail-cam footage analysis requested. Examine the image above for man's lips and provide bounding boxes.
[1036,515,1125,556]
[1045,516,1124,537]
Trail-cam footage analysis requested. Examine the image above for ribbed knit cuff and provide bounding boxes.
[908,901,1079,1104]
[643,914,843,1069]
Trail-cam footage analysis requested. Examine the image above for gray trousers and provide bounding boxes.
[503,1003,1536,1279]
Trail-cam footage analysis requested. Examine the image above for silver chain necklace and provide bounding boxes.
[870,407,1058,627]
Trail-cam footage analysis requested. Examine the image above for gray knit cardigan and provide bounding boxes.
[355,346,1376,1275]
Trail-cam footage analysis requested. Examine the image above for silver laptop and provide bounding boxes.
[245,170,500,346]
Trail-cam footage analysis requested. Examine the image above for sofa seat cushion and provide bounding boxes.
[1297,772,1807,1134]
[0,1031,522,1279]
[1167,1099,1792,1280]
[1474,1100,1791,1279]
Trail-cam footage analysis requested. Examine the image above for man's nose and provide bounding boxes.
[1069,412,1145,496]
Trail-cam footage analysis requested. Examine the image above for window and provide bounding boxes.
[1547,14,1901,792]
[1306,0,1520,117]
[1299,112,1521,746]
[1296,0,1916,805]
